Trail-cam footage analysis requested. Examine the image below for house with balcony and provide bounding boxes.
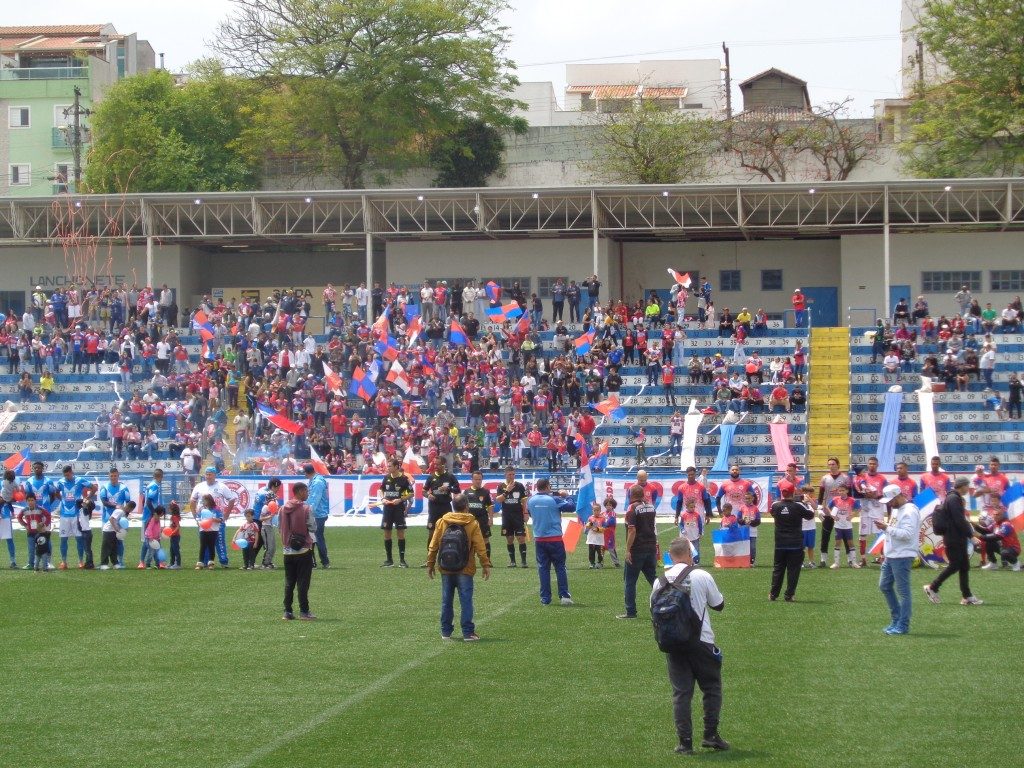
[0,24,154,196]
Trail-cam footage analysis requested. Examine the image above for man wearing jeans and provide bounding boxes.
[526,478,573,605]
[427,494,491,641]
[303,464,331,568]
[876,484,921,635]
[618,484,658,619]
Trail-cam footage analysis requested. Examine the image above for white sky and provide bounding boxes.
[6,0,904,115]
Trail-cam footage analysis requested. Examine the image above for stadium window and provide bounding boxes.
[921,271,981,293]
[719,270,741,292]
[9,164,30,186]
[8,106,30,128]
[537,276,569,299]
[990,270,1024,292]
[761,269,783,291]
[484,276,531,294]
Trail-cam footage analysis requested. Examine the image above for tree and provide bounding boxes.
[723,101,877,182]
[429,119,518,187]
[84,65,262,193]
[214,0,524,188]
[903,0,1024,177]
[586,98,720,184]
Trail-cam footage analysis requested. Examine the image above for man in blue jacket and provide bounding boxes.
[526,477,572,605]
[304,464,331,568]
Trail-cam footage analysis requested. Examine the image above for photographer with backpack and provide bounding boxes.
[427,494,491,641]
[652,536,728,755]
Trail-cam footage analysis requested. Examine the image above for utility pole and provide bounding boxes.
[64,86,92,192]
[722,42,732,119]
[915,38,925,92]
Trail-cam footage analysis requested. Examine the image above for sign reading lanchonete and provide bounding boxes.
[30,275,128,288]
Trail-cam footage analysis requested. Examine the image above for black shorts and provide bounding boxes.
[381,505,407,531]
[426,507,447,529]
[501,514,525,537]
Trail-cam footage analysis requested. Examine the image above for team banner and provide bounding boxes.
[204,473,776,523]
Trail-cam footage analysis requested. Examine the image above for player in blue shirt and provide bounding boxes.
[252,478,282,569]
[138,468,164,569]
[21,461,57,569]
[55,464,95,569]
[98,468,131,566]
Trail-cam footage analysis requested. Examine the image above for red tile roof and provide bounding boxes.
[0,25,107,36]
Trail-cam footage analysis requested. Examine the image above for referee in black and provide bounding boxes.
[465,471,494,560]
[422,457,460,564]
[380,459,413,568]
[495,467,530,567]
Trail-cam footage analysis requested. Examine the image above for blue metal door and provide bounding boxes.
[889,284,911,320]
[800,287,839,327]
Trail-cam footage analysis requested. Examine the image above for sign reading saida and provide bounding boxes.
[215,287,323,305]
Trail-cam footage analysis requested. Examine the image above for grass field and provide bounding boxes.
[3,523,1023,768]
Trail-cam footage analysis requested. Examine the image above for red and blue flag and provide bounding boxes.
[449,319,474,349]
[485,281,502,303]
[592,395,626,422]
[256,403,305,436]
[573,330,594,355]
[349,366,378,402]
[486,302,524,322]
[375,335,400,361]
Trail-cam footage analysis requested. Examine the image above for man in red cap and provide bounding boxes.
[768,481,815,602]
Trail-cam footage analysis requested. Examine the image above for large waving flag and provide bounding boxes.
[574,435,596,521]
[308,445,331,475]
[386,360,412,393]
[486,302,524,322]
[591,395,625,422]
[349,366,378,402]
[449,319,474,349]
[712,526,751,568]
[367,359,381,382]
[515,313,531,335]
[1003,482,1024,533]
[573,330,594,356]
[4,448,31,476]
[192,310,215,341]
[406,314,424,345]
[667,268,692,289]
[375,335,400,361]
[322,362,343,395]
[256,403,305,436]
[372,305,391,340]
[402,448,425,476]
[485,281,502,303]
[420,356,436,377]
[590,440,609,473]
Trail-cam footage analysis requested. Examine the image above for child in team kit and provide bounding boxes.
[678,498,704,564]
[18,493,52,571]
[602,497,620,567]
[799,486,818,568]
[585,502,605,568]
[720,503,739,529]
[738,490,761,566]
[167,502,182,570]
[826,485,861,568]
[237,509,260,570]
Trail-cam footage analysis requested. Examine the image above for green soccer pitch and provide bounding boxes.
[2,525,1021,768]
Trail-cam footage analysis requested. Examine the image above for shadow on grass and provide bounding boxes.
[695,747,766,762]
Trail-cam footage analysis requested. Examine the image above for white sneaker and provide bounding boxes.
[560,597,574,606]
[923,584,940,604]
[1012,563,1021,572]
[99,564,110,570]
[960,596,984,606]
[829,563,840,570]
[981,562,998,570]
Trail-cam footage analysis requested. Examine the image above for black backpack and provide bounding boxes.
[931,503,948,536]
[437,522,470,571]
[651,566,704,654]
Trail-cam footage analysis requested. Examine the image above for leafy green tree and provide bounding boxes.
[903,0,1024,177]
[429,119,519,187]
[214,0,524,188]
[84,65,262,193]
[586,98,720,184]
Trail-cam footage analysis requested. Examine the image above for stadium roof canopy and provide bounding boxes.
[0,179,1022,246]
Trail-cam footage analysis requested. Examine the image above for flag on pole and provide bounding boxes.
[372,306,391,340]
[485,281,502,303]
[667,268,692,288]
[449,319,474,349]
[515,313,531,335]
[375,335,400,361]
[406,314,424,345]
[322,362,344,395]
[420,356,436,377]
[256,403,305,436]
[349,366,377,402]
[591,395,626,422]
[308,445,331,475]
[573,330,594,355]
[590,440,609,473]
[574,435,596,521]
[3,448,31,476]
[386,360,412,393]
[711,526,751,568]
[402,448,425,476]
[486,302,524,322]
[367,360,381,382]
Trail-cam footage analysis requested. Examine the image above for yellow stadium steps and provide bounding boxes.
[807,327,850,471]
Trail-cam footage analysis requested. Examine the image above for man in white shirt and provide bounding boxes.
[189,467,239,568]
[355,282,371,322]
[979,344,996,389]
[652,537,728,755]
[155,337,171,374]
[180,444,202,484]
[876,485,921,635]
[419,282,434,324]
